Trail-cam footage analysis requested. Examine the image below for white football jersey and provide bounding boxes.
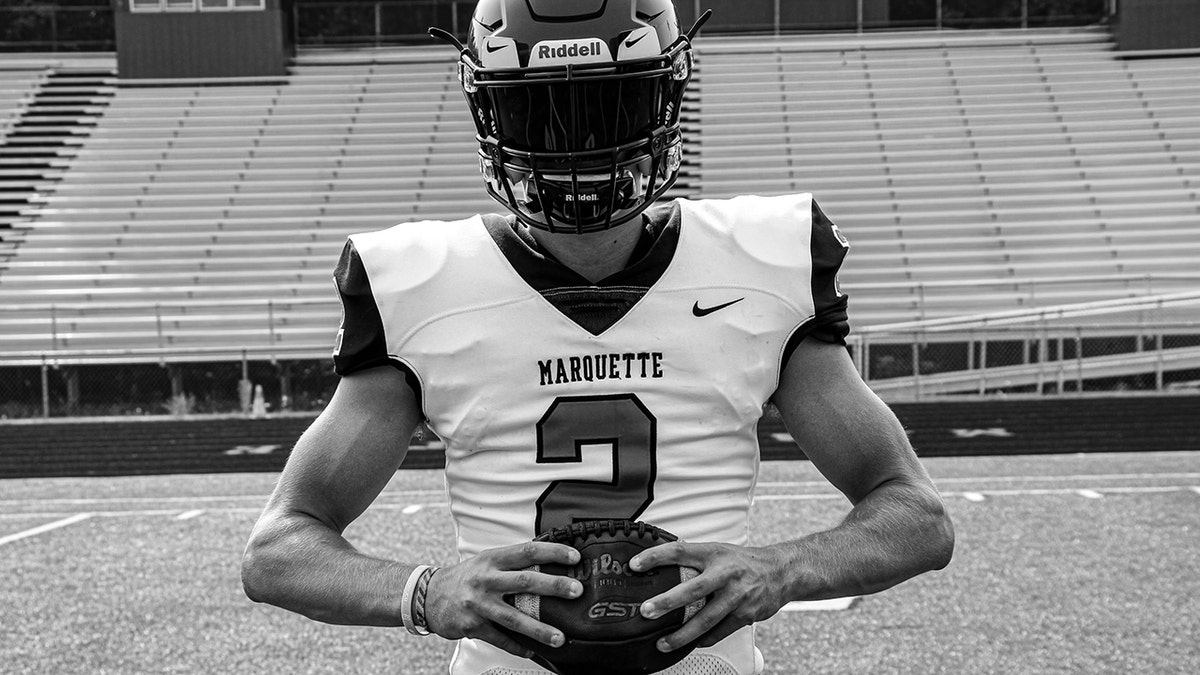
[333,194,850,675]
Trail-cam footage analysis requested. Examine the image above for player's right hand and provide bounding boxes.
[423,541,584,658]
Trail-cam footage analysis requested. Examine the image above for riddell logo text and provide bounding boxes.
[537,41,602,60]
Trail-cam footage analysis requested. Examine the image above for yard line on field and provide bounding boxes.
[782,597,860,612]
[176,510,205,520]
[0,513,92,547]
[2,502,449,519]
[758,472,1200,490]
[757,486,1199,502]
[0,508,259,519]
[0,490,445,508]
[401,505,423,515]
[0,494,269,507]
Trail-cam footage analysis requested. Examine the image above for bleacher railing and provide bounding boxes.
[2,282,1197,419]
[4,274,1196,368]
[851,289,1200,400]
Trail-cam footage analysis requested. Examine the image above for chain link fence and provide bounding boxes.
[3,330,1197,419]
[0,356,337,420]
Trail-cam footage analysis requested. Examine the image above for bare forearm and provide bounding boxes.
[775,479,954,601]
[242,511,413,626]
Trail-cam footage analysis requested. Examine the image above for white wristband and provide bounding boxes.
[401,565,432,636]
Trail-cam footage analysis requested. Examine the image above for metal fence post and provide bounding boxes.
[978,338,988,395]
[1075,327,1084,393]
[41,355,50,419]
[1155,333,1164,391]
[862,335,871,383]
[912,335,922,400]
[1036,327,1048,394]
[268,300,277,364]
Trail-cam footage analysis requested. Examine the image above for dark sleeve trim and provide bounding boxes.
[332,239,389,376]
[780,199,852,369]
[331,239,424,408]
[806,198,851,342]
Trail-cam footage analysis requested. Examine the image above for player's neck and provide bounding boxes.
[525,219,644,283]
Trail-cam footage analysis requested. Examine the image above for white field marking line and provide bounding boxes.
[0,490,444,508]
[758,486,1199,502]
[0,512,93,547]
[1,487,1195,522]
[0,501,454,520]
[401,504,423,515]
[782,597,860,612]
[758,472,1200,489]
[0,509,232,519]
[175,509,205,520]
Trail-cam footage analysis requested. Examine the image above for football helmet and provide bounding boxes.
[432,0,709,234]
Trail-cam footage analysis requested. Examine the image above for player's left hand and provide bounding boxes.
[629,541,791,653]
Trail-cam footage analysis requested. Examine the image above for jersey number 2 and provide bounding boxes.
[533,394,657,534]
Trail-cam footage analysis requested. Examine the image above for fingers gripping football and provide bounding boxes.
[423,541,583,658]
[631,541,791,652]
[501,520,708,675]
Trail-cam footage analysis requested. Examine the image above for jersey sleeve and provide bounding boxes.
[805,198,851,345]
[331,238,392,376]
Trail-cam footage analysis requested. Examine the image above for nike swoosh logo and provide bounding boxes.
[692,298,744,317]
[624,33,648,49]
[486,42,508,53]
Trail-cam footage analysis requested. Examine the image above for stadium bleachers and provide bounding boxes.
[694,28,1200,322]
[1,28,1198,359]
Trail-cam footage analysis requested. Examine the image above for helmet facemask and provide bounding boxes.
[439,5,699,234]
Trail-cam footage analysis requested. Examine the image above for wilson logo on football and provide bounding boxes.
[569,552,657,585]
[587,600,644,622]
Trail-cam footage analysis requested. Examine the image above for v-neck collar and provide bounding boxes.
[483,202,681,293]
[482,202,682,334]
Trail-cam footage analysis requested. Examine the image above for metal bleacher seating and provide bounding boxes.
[1,28,1198,361]
[694,28,1200,324]
[0,62,54,216]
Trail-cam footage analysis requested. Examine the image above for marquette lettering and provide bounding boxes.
[538,353,664,386]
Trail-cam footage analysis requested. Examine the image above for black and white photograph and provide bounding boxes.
[1,1,1198,673]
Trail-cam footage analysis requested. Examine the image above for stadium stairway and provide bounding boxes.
[1,395,1195,478]
[0,66,114,237]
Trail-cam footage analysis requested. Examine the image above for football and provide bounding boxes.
[503,519,706,675]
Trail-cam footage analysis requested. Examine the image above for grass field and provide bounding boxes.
[2,450,1198,674]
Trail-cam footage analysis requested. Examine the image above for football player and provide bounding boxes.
[242,1,955,674]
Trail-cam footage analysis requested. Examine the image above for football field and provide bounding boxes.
[2,450,1198,674]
